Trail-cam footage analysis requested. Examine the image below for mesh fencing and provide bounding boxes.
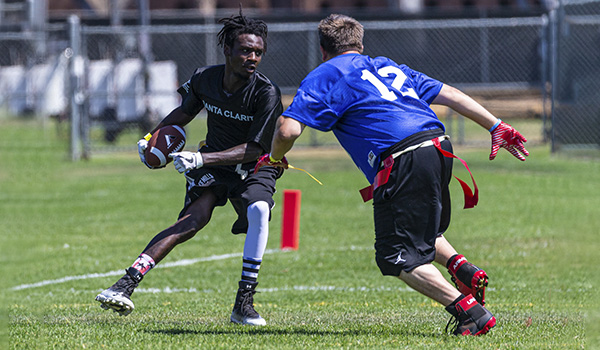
[552,1,600,150]
[0,2,598,157]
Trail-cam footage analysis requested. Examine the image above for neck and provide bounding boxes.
[223,68,249,94]
[323,50,361,62]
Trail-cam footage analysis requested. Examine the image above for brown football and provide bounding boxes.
[145,125,186,168]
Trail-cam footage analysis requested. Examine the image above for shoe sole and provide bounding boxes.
[455,272,488,306]
[473,316,496,336]
[457,316,496,336]
[471,271,488,306]
[230,314,266,326]
[95,292,134,316]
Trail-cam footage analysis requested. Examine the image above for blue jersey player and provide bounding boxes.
[258,14,529,336]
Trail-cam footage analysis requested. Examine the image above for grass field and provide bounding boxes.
[2,117,598,349]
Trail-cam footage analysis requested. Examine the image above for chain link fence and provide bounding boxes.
[551,1,600,150]
[0,2,598,158]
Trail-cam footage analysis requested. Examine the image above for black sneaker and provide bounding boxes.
[446,294,496,336]
[230,281,266,326]
[95,267,141,316]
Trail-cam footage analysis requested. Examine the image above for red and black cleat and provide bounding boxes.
[446,294,496,336]
[447,254,488,306]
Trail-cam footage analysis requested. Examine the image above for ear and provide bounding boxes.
[320,46,328,62]
[224,45,231,57]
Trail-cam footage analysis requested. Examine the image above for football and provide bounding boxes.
[145,125,186,168]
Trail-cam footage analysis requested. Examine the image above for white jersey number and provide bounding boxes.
[361,66,419,101]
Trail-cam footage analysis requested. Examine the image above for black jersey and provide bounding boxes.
[178,65,283,172]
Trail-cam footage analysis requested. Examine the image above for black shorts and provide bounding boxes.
[179,165,280,234]
[373,132,453,276]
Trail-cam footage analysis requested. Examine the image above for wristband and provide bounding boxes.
[488,119,502,133]
[269,154,281,162]
[144,133,152,141]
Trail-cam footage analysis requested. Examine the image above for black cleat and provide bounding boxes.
[95,267,141,316]
[230,281,266,326]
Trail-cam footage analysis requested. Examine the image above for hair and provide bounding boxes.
[318,14,364,55]
[217,6,269,52]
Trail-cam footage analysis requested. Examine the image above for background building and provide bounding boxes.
[1,0,552,30]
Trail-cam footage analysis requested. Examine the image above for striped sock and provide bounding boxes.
[131,253,155,276]
[241,257,262,283]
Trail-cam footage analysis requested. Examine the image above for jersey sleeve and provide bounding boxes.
[179,69,205,116]
[403,65,443,104]
[246,84,283,153]
[282,83,338,132]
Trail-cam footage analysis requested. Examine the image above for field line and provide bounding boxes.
[132,285,416,294]
[10,245,371,292]
[10,249,282,291]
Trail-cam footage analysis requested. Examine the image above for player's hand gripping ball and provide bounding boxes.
[144,125,186,168]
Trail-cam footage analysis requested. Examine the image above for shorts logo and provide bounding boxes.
[368,150,376,168]
[395,251,406,264]
[197,173,215,186]
[182,80,191,93]
[186,172,215,188]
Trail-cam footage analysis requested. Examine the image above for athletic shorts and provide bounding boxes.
[178,165,280,234]
[373,131,453,276]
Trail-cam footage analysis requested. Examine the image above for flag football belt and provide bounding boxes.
[359,135,479,209]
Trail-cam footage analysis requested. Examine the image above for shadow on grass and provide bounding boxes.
[146,326,433,338]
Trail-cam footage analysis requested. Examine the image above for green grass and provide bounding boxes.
[2,117,598,349]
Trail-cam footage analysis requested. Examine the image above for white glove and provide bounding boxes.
[137,137,153,169]
[170,151,204,173]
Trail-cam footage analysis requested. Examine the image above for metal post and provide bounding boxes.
[206,27,218,66]
[69,15,83,161]
[549,9,558,152]
[138,0,151,61]
[139,0,152,131]
[110,0,122,27]
[307,29,319,146]
[540,14,549,143]
[480,25,490,84]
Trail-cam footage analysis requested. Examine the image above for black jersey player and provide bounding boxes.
[95,10,283,326]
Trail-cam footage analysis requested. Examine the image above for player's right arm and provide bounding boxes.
[139,70,205,168]
[149,107,195,134]
[433,84,529,161]
[253,115,303,174]
[432,84,497,130]
[137,107,197,169]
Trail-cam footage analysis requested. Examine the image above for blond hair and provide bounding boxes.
[318,14,364,55]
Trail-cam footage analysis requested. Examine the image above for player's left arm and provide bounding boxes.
[170,142,263,173]
[433,84,529,161]
[201,142,264,165]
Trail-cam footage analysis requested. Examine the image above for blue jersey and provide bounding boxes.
[282,53,444,183]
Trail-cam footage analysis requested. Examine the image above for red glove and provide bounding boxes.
[254,154,289,174]
[489,120,529,161]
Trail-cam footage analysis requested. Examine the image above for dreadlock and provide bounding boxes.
[217,6,269,53]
